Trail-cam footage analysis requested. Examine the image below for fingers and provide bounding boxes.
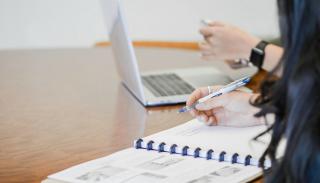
[199,26,214,37]
[186,87,209,107]
[207,21,226,27]
[204,110,217,126]
[210,85,223,91]
[186,90,199,107]
[198,42,211,51]
[199,42,215,59]
[196,92,230,111]
[196,97,225,111]
[207,116,217,126]
[188,86,226,126]
[187,85,223,110]
[195,108,222,126]
[210,107,224,124]
[204,110,213,117]
[187,87,210,118]
[198,27,222,61]
[197,112,208,122]
[199,21,225,37]
[195,111,212,124]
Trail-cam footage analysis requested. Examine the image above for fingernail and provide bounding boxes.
[201,116,207,122]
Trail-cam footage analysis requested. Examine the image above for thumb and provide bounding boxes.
[195,94,229,111]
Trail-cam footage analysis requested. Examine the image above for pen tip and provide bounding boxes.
[243,77,251,84]
[178,108,186,113]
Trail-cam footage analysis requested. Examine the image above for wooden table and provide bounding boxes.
[0,47,262,183]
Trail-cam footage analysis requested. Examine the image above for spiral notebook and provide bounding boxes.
[43,119,285,183]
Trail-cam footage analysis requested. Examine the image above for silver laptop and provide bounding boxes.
[101,0,231,106]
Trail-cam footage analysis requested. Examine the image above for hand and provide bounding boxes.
[199,21,261,61]
[186,86,263,127]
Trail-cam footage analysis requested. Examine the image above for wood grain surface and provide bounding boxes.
[0,47,264,183]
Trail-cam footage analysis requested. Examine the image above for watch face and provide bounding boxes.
[253,47,264,55]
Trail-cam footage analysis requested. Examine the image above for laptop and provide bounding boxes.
[101,0,232,106]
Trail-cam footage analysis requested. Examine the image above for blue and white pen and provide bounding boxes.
[178,76,251,113]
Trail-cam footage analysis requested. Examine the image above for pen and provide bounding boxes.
[178,76,251,113]
[201,19,212,26]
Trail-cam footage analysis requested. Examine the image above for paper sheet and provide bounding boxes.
[49,148,261,183]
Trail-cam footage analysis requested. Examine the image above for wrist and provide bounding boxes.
[240,37,261,59]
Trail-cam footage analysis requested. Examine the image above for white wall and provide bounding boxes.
[0,0,279,49]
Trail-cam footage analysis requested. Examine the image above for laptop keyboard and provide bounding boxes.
[141,73,195,97]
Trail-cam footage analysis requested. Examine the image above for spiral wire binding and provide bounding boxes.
[245,155,252,166]
[158,142,166,152]
[232,153,239,164]
[147,140,154,150]
[135,138,143,149]
[194,148,201,158]
[207,149,214,160]
[219,151,226,162]
[135,139,253,166]
[182,146,189,156]
[170,144,178,154]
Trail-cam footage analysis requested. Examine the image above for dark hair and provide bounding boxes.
[253,0,320,182]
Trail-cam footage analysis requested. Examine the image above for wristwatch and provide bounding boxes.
[249,40,269,68]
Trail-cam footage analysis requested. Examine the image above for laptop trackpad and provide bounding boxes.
[186,74,231,88]
[175,67,231,88]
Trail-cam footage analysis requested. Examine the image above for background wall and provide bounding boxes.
[0,0,279,49]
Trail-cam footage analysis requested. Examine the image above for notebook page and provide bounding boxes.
[140,119,276,166]
[48,148,261,183]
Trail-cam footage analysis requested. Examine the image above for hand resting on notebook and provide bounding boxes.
[186,86,263,127]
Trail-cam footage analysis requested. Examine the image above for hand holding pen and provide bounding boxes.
[179,76,250,113]
[180,76,264,127]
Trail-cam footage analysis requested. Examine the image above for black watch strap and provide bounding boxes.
[249,41,269,68]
